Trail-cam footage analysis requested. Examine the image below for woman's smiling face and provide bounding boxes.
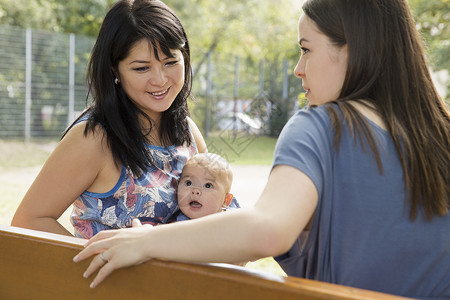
[117,39,185,122]
[294,15,348,106]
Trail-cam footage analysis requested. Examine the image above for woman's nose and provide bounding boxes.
[294,57,305,78]
[149,67,167,86]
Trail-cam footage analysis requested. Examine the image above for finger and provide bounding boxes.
[132,218,142,227]
[74,239,110,262]
[89,259,116,288]
[85,229,119,247]
[83,253,109,279]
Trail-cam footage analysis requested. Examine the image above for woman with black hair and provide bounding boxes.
[12,0,208,238]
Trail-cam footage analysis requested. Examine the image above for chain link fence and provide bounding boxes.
[0,25,305,141]
[0,25,93,140]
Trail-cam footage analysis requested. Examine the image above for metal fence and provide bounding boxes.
[0,25,94,140]
[0,25,303,141]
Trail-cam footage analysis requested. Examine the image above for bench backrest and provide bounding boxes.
[0,225,411,299]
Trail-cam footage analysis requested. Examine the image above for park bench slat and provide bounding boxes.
[0,225,411,300]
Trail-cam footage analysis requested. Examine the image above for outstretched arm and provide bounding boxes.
[74,165,318,288]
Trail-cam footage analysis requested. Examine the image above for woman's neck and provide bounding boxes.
[139,114,165,146]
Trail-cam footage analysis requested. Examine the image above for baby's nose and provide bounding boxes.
[191,187,202,195]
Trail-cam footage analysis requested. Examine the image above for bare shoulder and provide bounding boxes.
[186,116,198,131]
[62,121,108,152]
[55,121,111,167]
[187,117,207,153]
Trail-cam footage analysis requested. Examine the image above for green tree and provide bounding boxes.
[408,0,450,71]
[0,0,112,36]
[165,0,303,135]
[0,0,60,30]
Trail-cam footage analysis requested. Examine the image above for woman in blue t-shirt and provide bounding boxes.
[75,0,449,298]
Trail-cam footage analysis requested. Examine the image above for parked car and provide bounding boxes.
[216,112,263,135]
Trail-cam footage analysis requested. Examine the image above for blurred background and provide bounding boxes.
[0,0,447,143]
[0,0,447,277]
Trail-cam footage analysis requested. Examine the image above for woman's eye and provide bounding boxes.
[165,60,178,66]
[204,183,213,189]
[300,47,309,55]
[133,66,149,72]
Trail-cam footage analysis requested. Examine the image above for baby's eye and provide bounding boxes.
[185,180,192,186]
[204,183,213,189]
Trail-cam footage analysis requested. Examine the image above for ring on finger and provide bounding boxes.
[99,252,109,263]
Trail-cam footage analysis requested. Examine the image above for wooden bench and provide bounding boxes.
[0,225,411,299]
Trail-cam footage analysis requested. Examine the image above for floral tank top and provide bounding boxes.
[71,142,197,238]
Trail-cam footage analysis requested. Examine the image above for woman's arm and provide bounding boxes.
[187,117,207,153]
[11,122,109,236]
[74,165,318,287]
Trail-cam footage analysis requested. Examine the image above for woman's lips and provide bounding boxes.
[304,88,310,98]
[151,88,168,96]
[149,87,169,99]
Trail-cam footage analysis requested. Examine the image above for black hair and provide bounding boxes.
[67,0,193,175]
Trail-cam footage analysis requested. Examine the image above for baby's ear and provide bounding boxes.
[224,193,233,207]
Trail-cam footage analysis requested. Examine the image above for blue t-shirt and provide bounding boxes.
[273,105,450,299]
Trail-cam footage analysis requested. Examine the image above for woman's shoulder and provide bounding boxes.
[287,105,334,131]
[294,102,386,131]
[186,117,207,153]
[294,104,334,117]
[43,118,112,185]
[63,119,108,153]
[186,116,198,130]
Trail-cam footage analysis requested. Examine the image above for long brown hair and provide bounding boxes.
[302,0,450,220]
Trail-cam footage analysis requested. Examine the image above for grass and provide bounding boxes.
[205,133,277,165]
[0,140,55,171]
[0,133,278,169]
[0,140,57,227]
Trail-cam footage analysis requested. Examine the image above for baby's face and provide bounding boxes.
[177,164,228,219]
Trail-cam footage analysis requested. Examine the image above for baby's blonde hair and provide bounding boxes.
[184,153,233,193]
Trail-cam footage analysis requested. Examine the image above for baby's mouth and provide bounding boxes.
[189,201,202,208]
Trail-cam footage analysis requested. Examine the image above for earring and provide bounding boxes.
[114,78,120,85]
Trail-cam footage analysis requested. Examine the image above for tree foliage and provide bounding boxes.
[0,0,447,136]
[409,0,450,71]
[0,0,113,36]
[0,0,446,71]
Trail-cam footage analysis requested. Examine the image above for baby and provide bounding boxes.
[177,153,233,220]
